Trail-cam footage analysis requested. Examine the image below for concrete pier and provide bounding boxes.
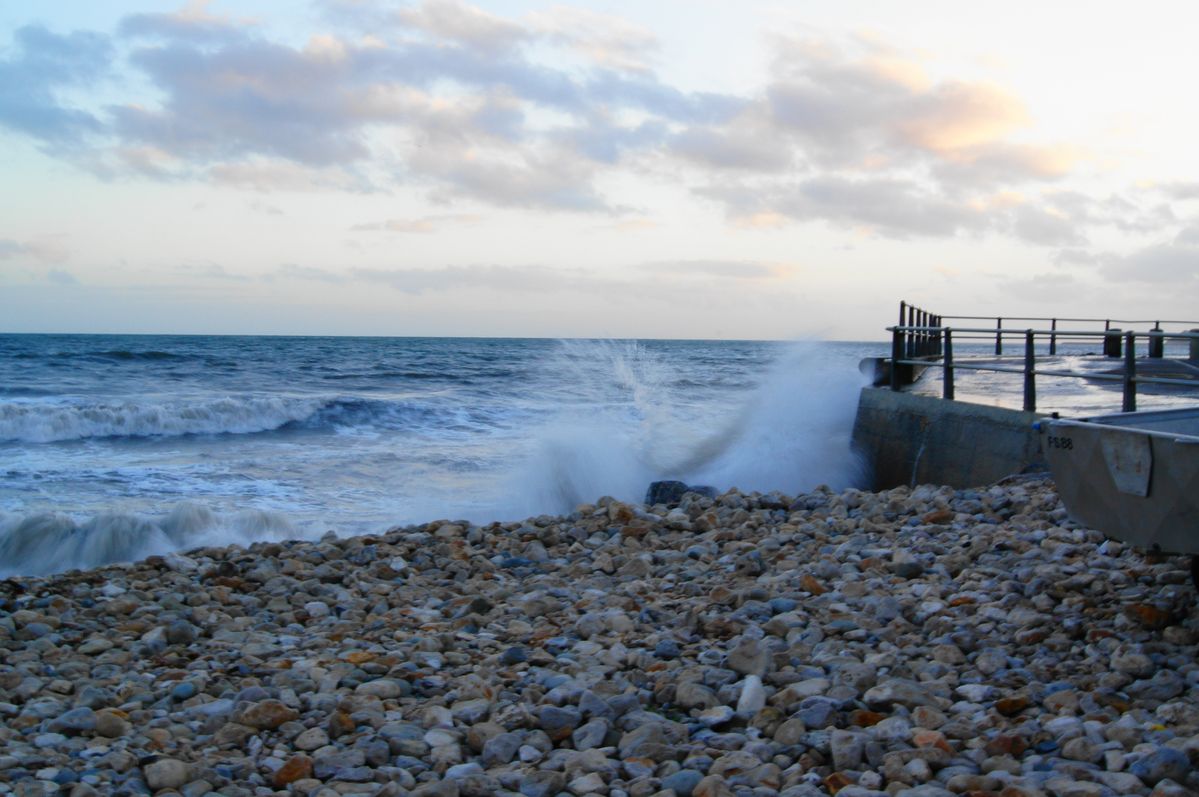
[852,387,1047,489]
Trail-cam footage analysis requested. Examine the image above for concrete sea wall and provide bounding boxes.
[852,387,1047,489]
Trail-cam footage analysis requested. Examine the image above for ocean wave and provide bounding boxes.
[0,395,462,443]
[15,349,194,362]
[0,396,327,443]
[0,504,308,577]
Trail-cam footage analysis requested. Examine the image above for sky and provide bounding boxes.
[2,0,1198,340]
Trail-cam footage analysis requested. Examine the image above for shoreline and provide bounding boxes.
[2,479,1197,797]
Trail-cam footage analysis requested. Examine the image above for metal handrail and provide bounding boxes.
[886,303,1199,413]
[935,315,1199,325]
[895,299,1199,357]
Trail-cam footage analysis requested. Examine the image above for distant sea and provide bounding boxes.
[0,335,875,576]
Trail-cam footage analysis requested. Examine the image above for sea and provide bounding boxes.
[0,335,876,577]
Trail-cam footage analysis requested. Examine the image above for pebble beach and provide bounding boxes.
[2,478,1198,797]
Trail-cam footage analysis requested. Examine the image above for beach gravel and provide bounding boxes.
[2,477,1199,796]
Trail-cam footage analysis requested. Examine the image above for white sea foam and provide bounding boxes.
[0,504,312,577]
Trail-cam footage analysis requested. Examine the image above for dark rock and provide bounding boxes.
[646,481,689,506]
[645,481,718,506]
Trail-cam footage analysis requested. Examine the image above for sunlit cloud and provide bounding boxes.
[119,0,255,42]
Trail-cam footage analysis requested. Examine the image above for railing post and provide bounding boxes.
[907,304,916,358]
[934,316,942,356]
[1023,330,1036,412]
[943,329,955,401]
[1104,326,1122,358]
[1149,322,1164,358]
[891,327,903,391]
[1122,331,1137,412]
[1049,318,1057,355]
[995,317,1003,356]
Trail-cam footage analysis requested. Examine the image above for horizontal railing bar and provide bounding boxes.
[892,359,1196,387]
[935,315,1199,325]
[890,326,1199,338]
[1032,368,1123,381]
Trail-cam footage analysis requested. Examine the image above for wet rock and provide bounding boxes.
[144,759,190,791]
[1130,747,1191,786]
[237,700,299,730]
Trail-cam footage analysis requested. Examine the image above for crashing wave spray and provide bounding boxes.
[677,342,868,494]
[496,340,868,517]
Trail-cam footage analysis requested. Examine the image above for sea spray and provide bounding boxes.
[492,340,868,518]
[680,342,869,494]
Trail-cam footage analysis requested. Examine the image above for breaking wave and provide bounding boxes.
[0,395,486,443]
[0,504,312,578]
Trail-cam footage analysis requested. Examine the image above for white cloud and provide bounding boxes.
[351,214,482,233]
[529,6,660,74]
[399,0,528,54]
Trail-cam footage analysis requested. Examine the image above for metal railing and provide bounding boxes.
[888,302,1199,413]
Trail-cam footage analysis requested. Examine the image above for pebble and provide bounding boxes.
[0,478,1195,797]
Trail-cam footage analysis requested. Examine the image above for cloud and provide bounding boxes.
[177,262,250,281]
[46,269,79,285]
[119,0,254,43]
[529,6,660,75]
[1007,204,1084,247]
[1054,225,1199,285]
[0,25,112,147]
[994,272,1086,302]
[0,237,70,263]
[640,260,796,280]
[699,176,987,239]
[410,143,614,211]
[687,35,1098,241]
[273,263,350,283]
[670,108,794,172]
[1,6,1185,249]
[1156,182,1199,201]
[209,159,376,192]
[1096,226,1199,283]
[69,6,737,210]
[762,37,1045,178]
[351,264,597,294]
[592,218,660,233]
[352,214,482,233]
[398,0,528,55]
